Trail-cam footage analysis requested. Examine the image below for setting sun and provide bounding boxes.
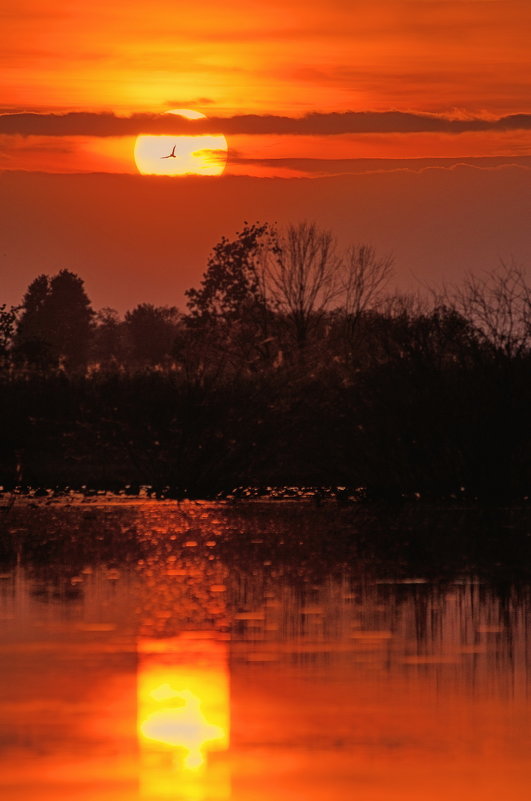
[134,109,228,176]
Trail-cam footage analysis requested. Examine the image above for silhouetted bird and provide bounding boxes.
[161,146,177,159]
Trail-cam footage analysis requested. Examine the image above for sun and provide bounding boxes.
[134,109,228,176]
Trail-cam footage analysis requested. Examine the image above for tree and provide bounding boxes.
[392,305,481,369]
[125,304,181,365]
[45,270,94,370]
[15,270,94,371]
[340,244,393,360]
[15,274,53,368]
[0,304,18,368]
[265,221,342,351]
[185,222,272,322]
[443,259,531,358]
[91,307,125,367]
[185,222,278,367]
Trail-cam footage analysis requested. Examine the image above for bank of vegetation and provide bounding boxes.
[1,221,530,500]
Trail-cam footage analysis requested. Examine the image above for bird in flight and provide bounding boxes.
[161,145,177,159]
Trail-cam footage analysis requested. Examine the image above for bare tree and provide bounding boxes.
[445,259,531,358]
[265,221,342,351]
[341,244,393,359]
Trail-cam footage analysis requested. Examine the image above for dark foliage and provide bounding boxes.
[0,347,530,500]
[15,270,94,371]
[1,227,530,500]
[185,221,272,322]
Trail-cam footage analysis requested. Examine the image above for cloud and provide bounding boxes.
[164,98,217,109]
[0,134,77,163]
[228,154,531,176]
[1,110,531,137]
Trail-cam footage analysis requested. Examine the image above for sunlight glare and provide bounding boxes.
[140,687,225,768]
[134,109,228,176]
[138,638,230,800]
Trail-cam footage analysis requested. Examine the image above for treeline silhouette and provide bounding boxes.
[1,221,530,500]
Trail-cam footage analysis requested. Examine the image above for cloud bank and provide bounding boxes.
[1,110,531,137]
[228,155,531,175]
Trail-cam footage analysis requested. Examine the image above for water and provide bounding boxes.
[0,500,529,800]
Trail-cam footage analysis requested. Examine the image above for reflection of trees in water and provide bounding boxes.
[1,502,529,692]
[0,504,144,569]
[227,567,530,696]
[3,499,531,578]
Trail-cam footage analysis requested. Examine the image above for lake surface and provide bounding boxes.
[0,500,529,800]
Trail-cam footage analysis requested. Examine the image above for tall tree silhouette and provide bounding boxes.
[185,222,277,366]
[16,270,93,370]
[265,221,342,351]
[15,274,53,367]
[186,222,272,322]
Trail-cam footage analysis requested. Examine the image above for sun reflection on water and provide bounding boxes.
[2,502,530,801]
[138,636,230,800]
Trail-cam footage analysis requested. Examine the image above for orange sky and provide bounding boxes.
[1,0,530,310]
[1,0,531,174]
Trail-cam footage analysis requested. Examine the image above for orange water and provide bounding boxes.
[0,503,529,800]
